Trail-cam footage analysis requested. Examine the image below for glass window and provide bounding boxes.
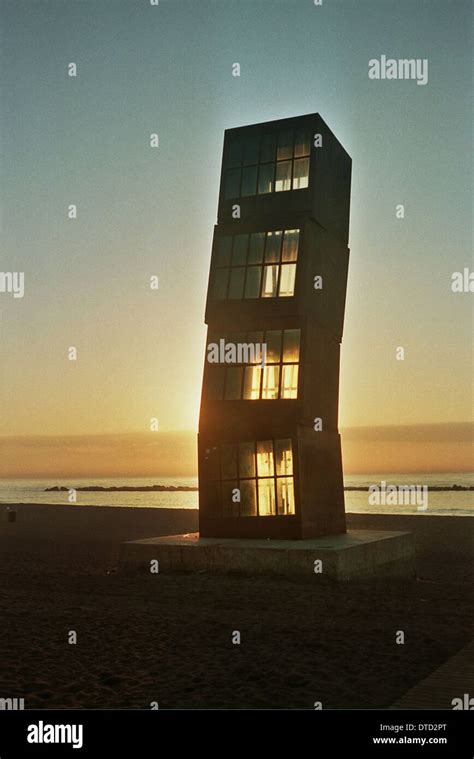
[261,365,280,399]
[281,364,298,399]
[262,265,279,297]
[243,135,260,165]
[222,481,239,517]
[275,439,293,476]
[256,440,274,476]
[292,157,309,189]
[224,129,309,199]
[211,230,299,301]
[206,367,225,400]
[275,160,292,192]
[259,133,277,163]
[278,263,296,297]
[232,234,248,266]
[225,168,241,198]
[228,267,245,299]
[248,232,265,264]
[277,477,295,515]
[277,130,293,160]
[239,442,256,478]
[244,266,262,298]
[240,480,257,516]
[206,479,221,513]
[213,329,300,401]
[210,438,295,519]
[241,165,257,197]
[283,329,300,362]
[258,479,276,516]
[265,330,282,363]
[240,480,257,517]
[202,445,219,480]
[221,444,237,479]
[226,140,242,167]
[246,331,264,346]
[294,128,310,157]
[258,163,274,194]
[243,365,262,399]
[212,268,228,299]
[265,231,282,262]
[224,367,243,399]
[232,331,246,346]
[216,236,232,266]
[282,229,299,262]
[238,340,259,365]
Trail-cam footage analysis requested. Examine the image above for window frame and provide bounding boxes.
[205,438,297,518]
[205,328,301,401]
[222,126,311,199]
[211,228,301,301]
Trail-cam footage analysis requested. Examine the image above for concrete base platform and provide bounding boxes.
[119,530,415,581]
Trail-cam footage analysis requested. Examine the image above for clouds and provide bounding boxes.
[0,423,471,477]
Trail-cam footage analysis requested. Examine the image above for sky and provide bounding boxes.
[0,0,472,475]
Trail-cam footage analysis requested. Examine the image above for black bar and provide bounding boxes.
[0,709,471,757]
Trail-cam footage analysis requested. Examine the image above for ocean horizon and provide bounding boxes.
[1,473,472,517]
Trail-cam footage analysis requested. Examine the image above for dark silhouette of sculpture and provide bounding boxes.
[198,114,351,539]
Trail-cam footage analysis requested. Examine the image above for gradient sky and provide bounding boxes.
[0,0,472,474]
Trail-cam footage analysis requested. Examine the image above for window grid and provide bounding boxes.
[212,229,299,301]
[213,439,295,517]
[206,328,300,401]
[224,128,310,200]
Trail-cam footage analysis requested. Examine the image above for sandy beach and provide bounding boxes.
[0,504,472,709]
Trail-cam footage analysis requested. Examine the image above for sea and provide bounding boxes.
[0,473,472,516]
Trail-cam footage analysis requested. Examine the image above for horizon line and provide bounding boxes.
[1,421,473,439]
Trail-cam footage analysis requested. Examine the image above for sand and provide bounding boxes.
[0,504,472,709]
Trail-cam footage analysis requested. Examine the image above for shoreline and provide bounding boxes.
[1,500,473,515]
[39,484,473,492]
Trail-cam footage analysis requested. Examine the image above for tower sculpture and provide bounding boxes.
[198,114,351,539]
